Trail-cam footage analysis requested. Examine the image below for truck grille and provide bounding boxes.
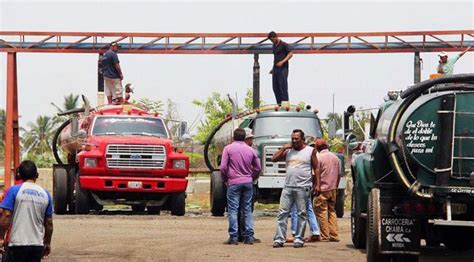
[263,146,287,176]
[106,144,166,169]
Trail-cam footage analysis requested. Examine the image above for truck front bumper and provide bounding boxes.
[80,176,188,193]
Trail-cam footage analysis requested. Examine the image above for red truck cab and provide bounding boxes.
[52,104,189,215]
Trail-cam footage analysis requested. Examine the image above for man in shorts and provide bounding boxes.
[102,42,124,104]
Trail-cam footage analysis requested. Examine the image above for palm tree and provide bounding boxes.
[22,115,57,156]
[63,94,80,111]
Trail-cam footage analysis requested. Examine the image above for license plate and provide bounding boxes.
[128,181,143,189]
[444,203,467,215]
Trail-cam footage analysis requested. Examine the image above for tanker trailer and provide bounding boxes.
[349,74,474,261]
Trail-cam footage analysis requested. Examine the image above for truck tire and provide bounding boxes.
[351,178,366,249]
[147,206,161,215]
[170,192,186,216]
[74,173,90,214]
[336,188,345,218]
[67,168,76,214]
[132,205,145,213]
[442,227,474,252]
[367,188,390,262]
[210,171,226,217]
[53,168,68,215]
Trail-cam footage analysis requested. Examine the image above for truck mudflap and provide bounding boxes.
[380,216,420,254]
[378,184,421,255]
[80,176,188,193]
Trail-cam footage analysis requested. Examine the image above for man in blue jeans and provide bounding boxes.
[288,197,321,242]
[268,31,293,106]
[272,129,320,248]
[221,128,261,245]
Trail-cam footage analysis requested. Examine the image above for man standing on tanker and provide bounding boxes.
[102,42,125,105]
[268,31,293,106]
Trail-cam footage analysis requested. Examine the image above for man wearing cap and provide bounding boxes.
[221,128,261,245]
[314,139,340,242]
[268,31,293,106]
[236,128,261,243]
[102,42,125,104]
[437,47,471,76]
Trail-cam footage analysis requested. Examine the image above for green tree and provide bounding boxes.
[192,92,234,144]
[63,93,80,111]
[132,98,164,113]
[192,88,261,143]
[22,115,57,168]
[351,109,371,141]
[326,112,342,130]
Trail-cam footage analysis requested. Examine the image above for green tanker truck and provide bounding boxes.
[349,74,474,261]
[204,104,347,217]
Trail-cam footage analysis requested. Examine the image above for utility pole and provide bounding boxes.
[253,54,260,109]
[414,52,421,84]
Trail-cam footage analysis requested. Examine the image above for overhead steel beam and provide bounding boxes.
[0,30,473,54]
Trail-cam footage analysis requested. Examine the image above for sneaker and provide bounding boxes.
[223,238,238,245]
[273,242,284,248]
[244,238,255,245]
[329,238,340,242]
[254,238,261,243]
[293,242,304,248]
[305,235,321,242]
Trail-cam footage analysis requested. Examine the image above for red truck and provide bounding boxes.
[52,99,189,215]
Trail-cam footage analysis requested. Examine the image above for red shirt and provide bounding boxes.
[318,149,340,192]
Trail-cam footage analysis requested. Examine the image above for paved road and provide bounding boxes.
[47,210,474,261]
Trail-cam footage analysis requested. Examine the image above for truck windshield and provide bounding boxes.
[92,116,168,138]
[253,116,322,138]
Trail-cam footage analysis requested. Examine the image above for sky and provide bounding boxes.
[0,0,473,135]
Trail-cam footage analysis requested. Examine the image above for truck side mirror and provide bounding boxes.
[178,121,188,139]
[343,105,356,139]
[76,129,87,139]
[369,113,377,139]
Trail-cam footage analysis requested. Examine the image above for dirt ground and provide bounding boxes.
[47,210,474,262]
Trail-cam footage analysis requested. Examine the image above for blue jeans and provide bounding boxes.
[274,186,311,244]
[272,67,289,105]
[291,195,320,236]
[227,183,254,241]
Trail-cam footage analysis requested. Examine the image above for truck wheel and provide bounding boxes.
[210,171,226,217]
[351,179,366,249]
[132,205,146,212]
[74,173,90,214]
[336,188,345,218]
[147,206,161,215]
[53,168,68,215]
[170,192,186,216]
[67,168,76,214]
[367,188,390,262]
[442,227,474,251]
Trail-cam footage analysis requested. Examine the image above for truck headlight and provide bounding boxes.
[173,160,186,169]
[85,158,97,167]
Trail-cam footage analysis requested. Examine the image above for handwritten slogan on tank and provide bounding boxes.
[403,120,438,154]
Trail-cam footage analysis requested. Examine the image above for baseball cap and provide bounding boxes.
[315,138,328,147]
[244,128,253,139]
[438,51,448,57]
